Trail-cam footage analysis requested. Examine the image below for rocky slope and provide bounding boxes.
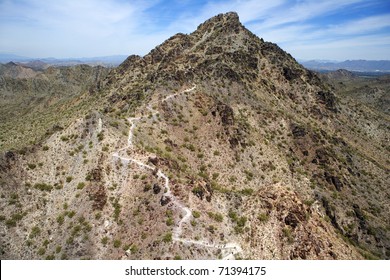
[0,12,388,260]
[320,69,390,115]
[0,63,109,152]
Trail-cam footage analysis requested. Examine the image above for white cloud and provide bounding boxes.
[201,0,287,23]
[327,14,390,35]
[0,0,388,59]
[257,0,366,28]
[0,0,159,57]
[158,0,286,36]
[239,0,390,59]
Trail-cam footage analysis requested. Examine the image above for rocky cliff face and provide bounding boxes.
[0,12,388,260]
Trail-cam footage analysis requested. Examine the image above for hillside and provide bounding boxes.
[0,55,128,69]
[320,69,390,114]
[0,63,109,152]
[0,12,388,260]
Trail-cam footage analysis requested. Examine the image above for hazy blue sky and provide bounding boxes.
[0,0,389,60]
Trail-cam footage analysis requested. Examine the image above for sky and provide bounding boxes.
[0,0,389,60]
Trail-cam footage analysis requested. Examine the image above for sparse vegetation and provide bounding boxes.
[33,183,53,192]
[163,233,172,243]
[29,226,41,239]
[192,211,201,218]
[113,239,122,248]
[101,237,108,246]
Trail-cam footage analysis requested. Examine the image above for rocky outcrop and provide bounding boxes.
[87,184,107,210]
[160,196,171,206]
[153,184,161,194]
[291,123,306,138]
[317,91,337,112]
[212,102,234,126]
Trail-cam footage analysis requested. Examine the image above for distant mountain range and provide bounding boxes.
[2,53,389,73]
[300,59,390,72]
[0,53,128,68]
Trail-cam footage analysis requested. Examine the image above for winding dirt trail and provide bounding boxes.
[112,85,242,259]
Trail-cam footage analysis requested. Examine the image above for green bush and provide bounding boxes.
[97,132,104,142]
[113,200,121,222]
[241,188,254,195]
[113,239,122,248]
[27,163,36,170]
[33,183,53,192]
[283,227,294,243]
[67,211,75,218]
[166,217,174,226]
[130,244,138,254]
[208,212,223,222]
[10,213,24,224]
[229,176,237,183]
[192,211,201,218]
[237,216,247,228]
[163,233,172,243]
[101,237,108,245]
[37,248,46,256]
[29,226,41,238]
[257,213,269,222]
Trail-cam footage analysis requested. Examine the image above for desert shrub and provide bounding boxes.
[241,188,254,195]
[283,226,294,243]
[37,248,46,256]
[34,183,53,192]
[29,226,41,238]
[192,211,201,218]
[208,212,223,222]
[258,213,269,222]
[229,176,237,183]
[97,132,104,142]
[130,244,138,254]
[55,246,62,254]
[163,233,172,243]
[101,237,108,245]
[113,239,122,248]
[27,163,36,170]
[56,214,64,225]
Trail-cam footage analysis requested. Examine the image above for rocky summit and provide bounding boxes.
[0,12,389,260]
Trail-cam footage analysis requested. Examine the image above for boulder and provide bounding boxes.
[160,195,171,206]
[153,184,161,194]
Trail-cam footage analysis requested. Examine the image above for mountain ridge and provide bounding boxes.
[0,54,128,69]
[301,59,390,72]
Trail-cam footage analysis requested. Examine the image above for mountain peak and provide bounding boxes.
[208,11,240,24]
[194,12,243,36]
